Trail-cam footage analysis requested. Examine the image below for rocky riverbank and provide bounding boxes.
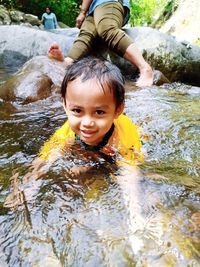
[0,25,200,86]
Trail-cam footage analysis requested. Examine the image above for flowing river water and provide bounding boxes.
[0,68,199,267]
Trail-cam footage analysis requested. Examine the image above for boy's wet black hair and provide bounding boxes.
[61,56,125,109]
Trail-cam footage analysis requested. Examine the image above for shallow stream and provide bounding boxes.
[0,68,199,266]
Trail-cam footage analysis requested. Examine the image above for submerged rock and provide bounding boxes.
[0,71,52,103]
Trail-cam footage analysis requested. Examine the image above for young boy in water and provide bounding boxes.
[39,57,145,248]
[5,57,144,250]
[40,56,143,165]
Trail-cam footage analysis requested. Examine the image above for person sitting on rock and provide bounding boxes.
[48,0,153,87]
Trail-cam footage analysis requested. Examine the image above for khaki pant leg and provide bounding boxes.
[94,2,133,57]
[68,16,98,60]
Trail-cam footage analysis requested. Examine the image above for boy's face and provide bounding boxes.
[63,77,124,146]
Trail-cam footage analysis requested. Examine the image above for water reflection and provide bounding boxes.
[0,80,199,266]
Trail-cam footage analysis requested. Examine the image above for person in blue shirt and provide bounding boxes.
[48,0,153,87]
[41,6,58,30]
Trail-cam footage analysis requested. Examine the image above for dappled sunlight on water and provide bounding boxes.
[0,79,199,266]
[126,85,199,180]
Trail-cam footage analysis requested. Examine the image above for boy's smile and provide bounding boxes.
[64,77,124,146]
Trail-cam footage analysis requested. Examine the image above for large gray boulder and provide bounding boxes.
[0,25,78,69]
[124,27,200,85]
[0,25,200,86]
[0,56,65,103]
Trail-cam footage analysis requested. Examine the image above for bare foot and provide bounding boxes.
[47,42,64,61]
[136,63,154,87]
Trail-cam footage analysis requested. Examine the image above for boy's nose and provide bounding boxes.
[82,116,95,127]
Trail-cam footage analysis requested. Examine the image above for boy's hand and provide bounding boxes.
[69,166,92,177]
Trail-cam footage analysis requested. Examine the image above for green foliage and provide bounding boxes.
[0,0,17,9]
[129,0,169,26]
[1,0,173,28]
[163,0,179,14]
[1,0,81,27]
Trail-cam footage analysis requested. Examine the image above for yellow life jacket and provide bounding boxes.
[39,114,143,164]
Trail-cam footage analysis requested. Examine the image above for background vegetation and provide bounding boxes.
[1,0,173,27]
[129,0,175,26]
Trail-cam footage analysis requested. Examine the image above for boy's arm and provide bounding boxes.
[4,157,47,209]
[116,165,145,252]
[76,0,93,28]
[5,122,71,209]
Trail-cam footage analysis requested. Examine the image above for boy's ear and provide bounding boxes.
[115,101,125,118]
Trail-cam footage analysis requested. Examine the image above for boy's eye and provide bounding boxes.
[96,110,105,115]
[71,108,81,114]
